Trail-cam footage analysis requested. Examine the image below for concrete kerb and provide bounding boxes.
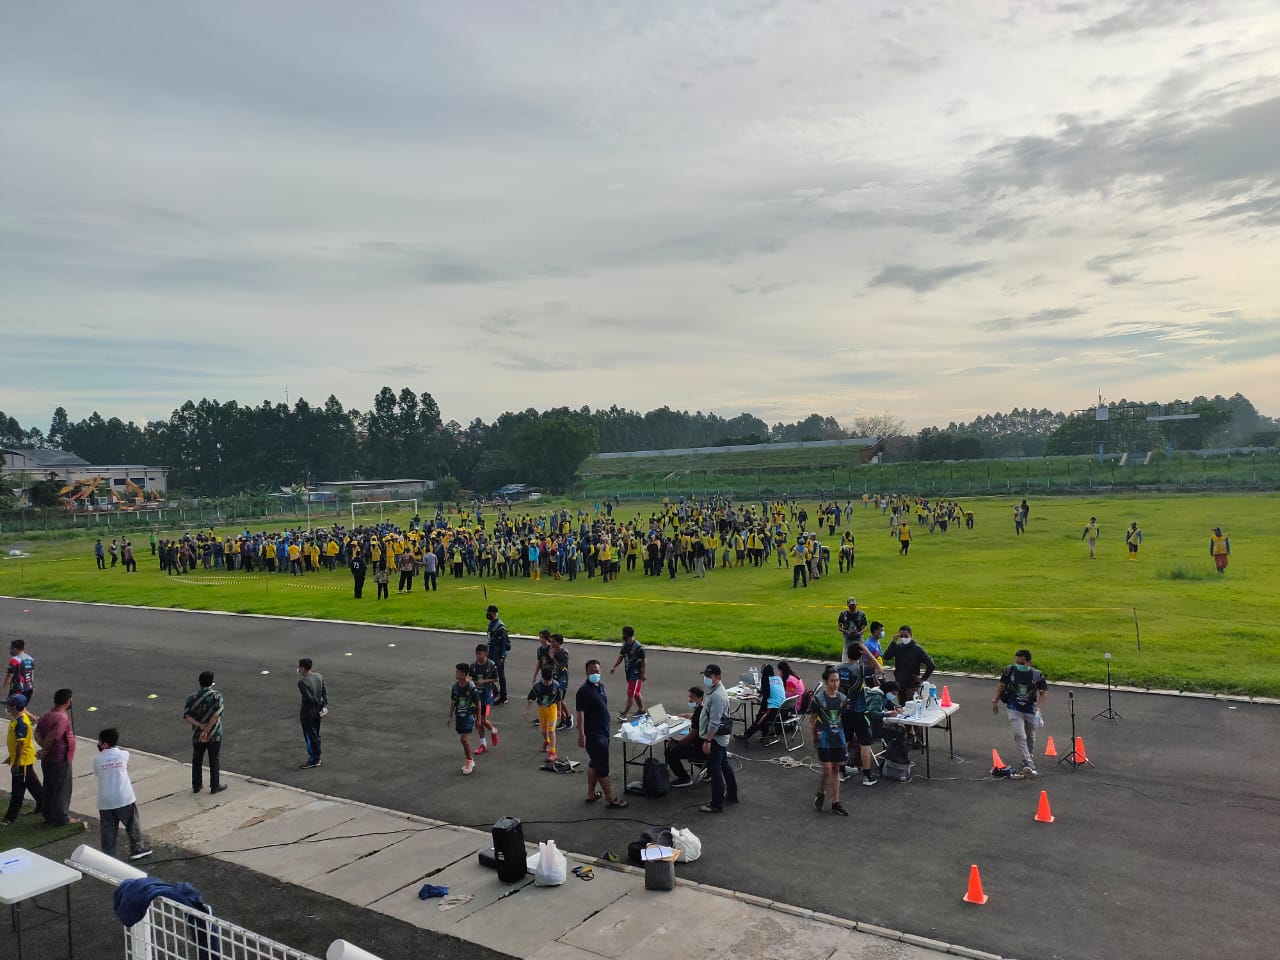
[77,738,1014,960]
[9,595,1276,704]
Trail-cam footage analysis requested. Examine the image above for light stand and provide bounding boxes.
[1093,652,1122,722]
[1057,691,1094,770]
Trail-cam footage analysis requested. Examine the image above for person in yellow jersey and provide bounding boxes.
[1081,517,1100,559]
[325,536,340,571]
[1209,527,1230,574]
[287,540,302,575]
[265,538,278,573]
[2,693,42,825]
[790,538,809,587]
[898,520,912,556]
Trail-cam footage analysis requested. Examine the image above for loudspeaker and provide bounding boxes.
[492,817,526,884]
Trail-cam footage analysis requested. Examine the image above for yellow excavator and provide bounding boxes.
[58,476,106,507]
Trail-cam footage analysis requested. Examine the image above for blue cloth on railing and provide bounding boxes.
[114,878,221,958]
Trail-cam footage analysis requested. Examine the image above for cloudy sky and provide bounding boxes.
[3,0,1278,433]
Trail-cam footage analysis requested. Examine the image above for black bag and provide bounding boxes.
[630,824,673,864]
[884,732,910,766]
[641,758,670,798]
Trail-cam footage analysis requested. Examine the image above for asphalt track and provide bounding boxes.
[5,595,1278,960]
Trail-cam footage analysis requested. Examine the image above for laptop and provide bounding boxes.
[647,704,669,726]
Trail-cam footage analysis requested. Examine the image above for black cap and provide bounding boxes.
[703,663,721,678]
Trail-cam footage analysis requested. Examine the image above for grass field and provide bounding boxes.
[2,493,1276,695]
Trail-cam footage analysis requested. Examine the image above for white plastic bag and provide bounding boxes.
[671,827,701,863]
[533,840,567,886]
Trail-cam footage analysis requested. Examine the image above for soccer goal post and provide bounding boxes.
[350,499,418,526]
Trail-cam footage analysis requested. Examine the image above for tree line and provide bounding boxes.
[2,392,1273,499]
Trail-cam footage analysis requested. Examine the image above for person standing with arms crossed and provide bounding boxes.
[609,626,646,720]
[183,671,226,794]
[297,659,328,769]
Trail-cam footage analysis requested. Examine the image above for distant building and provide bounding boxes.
[2,447,170,499]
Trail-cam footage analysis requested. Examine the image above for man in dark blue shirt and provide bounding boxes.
[575,660,626,808]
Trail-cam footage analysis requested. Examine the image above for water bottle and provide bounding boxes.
[749,667,759,687]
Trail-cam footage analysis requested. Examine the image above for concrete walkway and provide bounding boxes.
[66,739,999,960]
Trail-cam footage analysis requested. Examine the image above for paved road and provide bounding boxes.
[6,596,1279,960]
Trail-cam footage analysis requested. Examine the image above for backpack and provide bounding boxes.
[884,731,910,766]
[641,757,669,798]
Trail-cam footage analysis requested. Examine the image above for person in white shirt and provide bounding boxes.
[93,728,151,861]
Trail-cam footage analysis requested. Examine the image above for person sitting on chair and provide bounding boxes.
[664,687,705,788]
[736,664,785,745]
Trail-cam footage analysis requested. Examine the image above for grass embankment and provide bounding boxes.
[575,449,1280,498]
[2,494,1276,695]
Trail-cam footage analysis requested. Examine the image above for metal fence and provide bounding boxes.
[126,895,320,960]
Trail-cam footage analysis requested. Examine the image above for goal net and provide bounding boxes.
[350,499,418,526]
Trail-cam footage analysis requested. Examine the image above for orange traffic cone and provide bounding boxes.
[1072,737,1088,764]
[1044,736,1058,757]
[962,864,988,905]
[1034,790,1055,823]
[992,747,1007,769]
[940,685,954,708]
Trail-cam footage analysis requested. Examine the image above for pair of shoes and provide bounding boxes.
[299,759,321,769]
[814,791,825,812]
[699,804,723,814]
[210,785,227,795]
[670,777,693,788]
[474,745,488,755]
[831,802,849,816]
[1022,765,1038,778]
[862,773,879,787]
[617,712,631,721]
[130,850,153,861]
[462,759,475,775]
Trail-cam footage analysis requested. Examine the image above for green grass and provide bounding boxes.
[0,804,89,848]
[574,449,1280,499]
[2,494,1277,695]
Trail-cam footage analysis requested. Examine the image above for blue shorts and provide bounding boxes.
[455,716,475,735]
[585,736,610,778]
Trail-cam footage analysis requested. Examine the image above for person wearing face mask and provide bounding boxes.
[993,649,1047,777]
[882,626,935,707]
[664,687,706,787]
[576,660,627,808]
[697,664,739,814]
[297,658,328,770]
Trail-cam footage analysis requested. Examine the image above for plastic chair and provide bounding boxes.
[774,694,804,752]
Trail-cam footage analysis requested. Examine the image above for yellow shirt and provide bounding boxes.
[6,711,37,767]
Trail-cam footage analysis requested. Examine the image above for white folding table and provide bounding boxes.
[883,703,961,778]
[0,847,82,959]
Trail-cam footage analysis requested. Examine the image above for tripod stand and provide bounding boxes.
[1093,658,1122,722]
[1058,691,1095,770]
